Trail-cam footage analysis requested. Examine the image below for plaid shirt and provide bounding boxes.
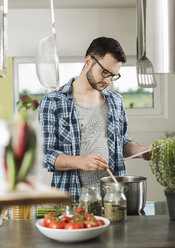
[38,77,132,202]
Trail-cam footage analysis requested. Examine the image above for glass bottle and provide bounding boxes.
[79,185,102,216]
[104,182,127,222]
[8,205,36,220]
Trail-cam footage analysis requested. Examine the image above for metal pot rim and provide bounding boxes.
[100,175,147,183]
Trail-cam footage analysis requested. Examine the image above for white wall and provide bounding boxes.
[8,8,136,56]
[8,8,175,201]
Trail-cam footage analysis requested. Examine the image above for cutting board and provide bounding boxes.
[0,182,72,206]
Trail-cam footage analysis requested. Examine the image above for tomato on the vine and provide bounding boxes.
[43,213,55,228]
[74,222,85,229]
[75,206,85,214]
[86,222,99,228]
[43,206,106,230]
[85,213,94,219]
[48,220,65,229]
[60,215,71,223]
[64,222,76,229]
[71,215,79,220]
[85,219,99,228]
[97,219,105,226]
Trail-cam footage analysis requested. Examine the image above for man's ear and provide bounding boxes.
[84,55,92,69]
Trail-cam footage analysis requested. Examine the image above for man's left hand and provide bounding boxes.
[142,144,152,161]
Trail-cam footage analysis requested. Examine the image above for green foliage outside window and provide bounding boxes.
[113,88,153,109]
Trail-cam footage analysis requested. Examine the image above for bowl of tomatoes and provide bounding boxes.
[35,206,110,242]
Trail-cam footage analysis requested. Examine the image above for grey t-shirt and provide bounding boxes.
[75,100,109,187]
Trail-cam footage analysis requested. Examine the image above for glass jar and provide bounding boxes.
[8,205,36,220]
[79,185,102,216]
[104,182,127,222]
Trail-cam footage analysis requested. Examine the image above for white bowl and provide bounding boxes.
[35,216,110,243]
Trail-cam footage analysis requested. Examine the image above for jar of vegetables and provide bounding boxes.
[104,182,127,222]
[79,185,102,216]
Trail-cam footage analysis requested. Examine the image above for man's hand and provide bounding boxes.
[142,144,152,160]
[55,153,108,171]
[81,153,109,171]
[142,139,164,161]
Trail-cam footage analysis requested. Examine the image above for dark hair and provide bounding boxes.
[85,37,126,63]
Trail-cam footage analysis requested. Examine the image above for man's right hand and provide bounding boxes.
[81,153,109,171]
[55,153,109,171]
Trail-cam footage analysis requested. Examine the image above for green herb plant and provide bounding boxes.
[150,137,175,192]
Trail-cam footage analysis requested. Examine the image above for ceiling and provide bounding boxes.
[8,0,136,9]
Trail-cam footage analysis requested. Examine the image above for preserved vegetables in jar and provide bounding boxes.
[104,182,127,222]
[79,185,102,216]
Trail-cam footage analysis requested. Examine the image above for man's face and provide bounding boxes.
[86,53,122,91]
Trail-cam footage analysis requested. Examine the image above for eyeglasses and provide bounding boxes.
[91,55,121,81]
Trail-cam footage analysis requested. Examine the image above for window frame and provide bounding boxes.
[109,56,163,118]
[13,56,164,118]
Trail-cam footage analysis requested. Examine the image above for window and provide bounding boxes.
[112,66,154,109]
[109,56,162,117]
[13,56,162,117]
[13,57,84,105]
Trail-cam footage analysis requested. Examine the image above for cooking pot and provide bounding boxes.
[100,176,147,214]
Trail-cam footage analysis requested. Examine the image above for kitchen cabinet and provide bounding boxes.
[0,215,175,248]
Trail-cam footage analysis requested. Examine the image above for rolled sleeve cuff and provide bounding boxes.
[46,150,63,172]
[123,137,134,147]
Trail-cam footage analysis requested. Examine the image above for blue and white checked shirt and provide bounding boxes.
[38,77,132,202]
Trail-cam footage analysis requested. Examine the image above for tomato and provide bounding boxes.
[48,220,65,229]
[64,223,76,229]
[74,222,85,229]
[43,208,105,230]
[43,213,56,227]
[71,214,85,222]
[97,219,105,226]
[86,222,98,228]
[60,215,71,223]
[85,213,94,219]
[85,219,98,228]
[86,216,96,221]
[76,206,85,214]
[71,215,79,220]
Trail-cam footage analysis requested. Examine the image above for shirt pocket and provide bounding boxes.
[58,117,71,144]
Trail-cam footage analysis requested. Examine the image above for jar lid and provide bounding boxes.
[82,184,99,191]
[105,182,125,191]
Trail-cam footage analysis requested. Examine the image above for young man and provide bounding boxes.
[39,37,152,202]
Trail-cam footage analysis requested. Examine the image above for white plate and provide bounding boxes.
[35,216,110,243]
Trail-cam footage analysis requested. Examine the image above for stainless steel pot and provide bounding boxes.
[100,176,147,214]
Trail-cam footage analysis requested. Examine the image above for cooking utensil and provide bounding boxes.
[136,0,156,88]
[106,169,119,184]
[36,0,60,90]
[100,175,147,213]
[123,143,163,161]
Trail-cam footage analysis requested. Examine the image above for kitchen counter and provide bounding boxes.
[1,215,175,248]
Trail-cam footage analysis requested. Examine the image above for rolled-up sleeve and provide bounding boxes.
[38,95,63,172]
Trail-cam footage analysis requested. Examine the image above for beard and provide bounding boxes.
[86,66,108,91]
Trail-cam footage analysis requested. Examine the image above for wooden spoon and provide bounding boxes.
[106,169,119,184]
